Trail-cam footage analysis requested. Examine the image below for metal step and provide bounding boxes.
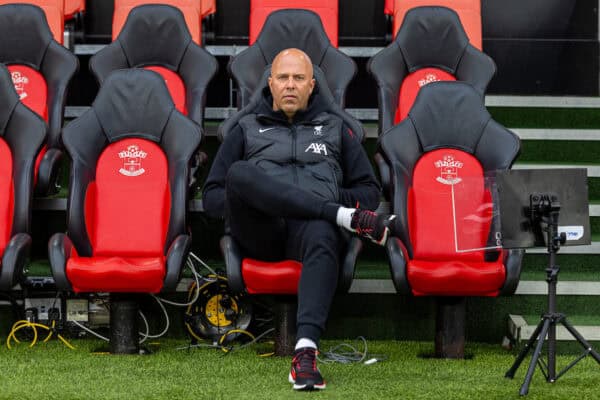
[508,314,600,342]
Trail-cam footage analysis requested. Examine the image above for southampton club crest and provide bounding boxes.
[11,71,29,100]
[434,155,463,185]
[417,73,441,88]
[118,145,147,176]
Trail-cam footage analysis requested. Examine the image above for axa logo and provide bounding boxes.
[11,71,29,100]
[305,142,328,155]
[118,145,148,176]
[313,125,323,136]
[434,155,463,185]
[418,73,440,88]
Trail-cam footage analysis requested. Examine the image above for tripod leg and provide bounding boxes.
[506,318,546,379]
[561,318,600,364]
[520,318,552,396]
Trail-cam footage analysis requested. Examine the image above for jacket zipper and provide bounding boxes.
[290,124,298,184]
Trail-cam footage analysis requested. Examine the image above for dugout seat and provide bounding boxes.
[112,0,204,44]
[249,0,338,46]
[375,81,523,357]
[0,0,64,44]
[384,0,482,49]
[0,4,79,195]
[0,63,46,290]
[219,66,365,355]
[368,6,495,135]
[230,8,355,109]
[48,69,201,353]
[91,4,218,127]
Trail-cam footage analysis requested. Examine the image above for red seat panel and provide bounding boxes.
[144,66,187,115]
[90,139,170,257]
[249,0,338,46]
[390,0,482,49]
[66,256,166,293]
[407,149,504,296]
[113,0,202,44]
[7,65,48,122]
[201,0,215,18]
[242,258,302,294]
[396,67,456,123]
[0,139,13,256]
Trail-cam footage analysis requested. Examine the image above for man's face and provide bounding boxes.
[269,51,315,120]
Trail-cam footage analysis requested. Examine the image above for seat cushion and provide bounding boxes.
[407,258,505,296]
[242,258,302,294]
[144,66,186,115]
[66,255,165,293]
[7,65,48,121]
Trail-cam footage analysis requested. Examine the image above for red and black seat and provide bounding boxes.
[384,0,482,49]
[229,8,355,109]
[0,0,64,44]
[49,69,201,353]
[0,63,47,290]
[113,0,204,44]
[368,6,494,135]
[219,66,364,355]
[249,0,338,46]
[375,81,523,357]
[64,0,85,21]
[91,4,218,128]
[0,4,78,195]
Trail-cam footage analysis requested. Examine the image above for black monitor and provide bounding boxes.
[495,168,590,248]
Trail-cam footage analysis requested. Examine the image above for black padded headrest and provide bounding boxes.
[118,4,192,69]
[256,9,331,65]
[0,63,19,135]
[397,6,469,74]
[93,69,175,143]
[408,81,489,153]
[0,4,53,69]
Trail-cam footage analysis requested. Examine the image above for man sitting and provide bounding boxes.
[203,48,395,390]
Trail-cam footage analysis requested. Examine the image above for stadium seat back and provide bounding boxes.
[368,6,495,134]
[0,0,64,44]
[387,0,482,49]
[250,0,338,46]
[113,0,202,44]
[230,8,355,109]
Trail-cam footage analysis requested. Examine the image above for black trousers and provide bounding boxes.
[225,160,341,344]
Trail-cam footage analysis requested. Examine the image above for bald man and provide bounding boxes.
[203,49,395,390]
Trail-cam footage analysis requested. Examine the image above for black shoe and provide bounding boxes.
[350,209,396,246]
[288,347,326,390]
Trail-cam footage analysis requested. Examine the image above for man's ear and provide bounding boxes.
[268,76,273,91]
[309,78,315,94]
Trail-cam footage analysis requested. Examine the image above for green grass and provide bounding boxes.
[0,339,599,399]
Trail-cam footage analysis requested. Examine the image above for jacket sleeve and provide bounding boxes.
[202,125,245,219]
[338,124,381,211]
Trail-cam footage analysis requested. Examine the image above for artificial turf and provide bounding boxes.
[0,338,599,399]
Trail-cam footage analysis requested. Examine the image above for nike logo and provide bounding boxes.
[259,127,275,133]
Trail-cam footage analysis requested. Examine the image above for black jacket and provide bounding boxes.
[202,88,381,219]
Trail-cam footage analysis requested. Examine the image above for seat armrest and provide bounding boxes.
[220,235,245,295]
[386,237,411,295]
[163,234,192,292]
[48,233,74,291]
[374,152,391,199]
[499,249,524,296]
[0,233,32,290]
[35,148,63,196]
[338,236,362,293]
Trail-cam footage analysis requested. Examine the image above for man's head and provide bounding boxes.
[268,48,315,121]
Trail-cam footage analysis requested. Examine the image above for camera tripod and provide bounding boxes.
[505,194,600,395]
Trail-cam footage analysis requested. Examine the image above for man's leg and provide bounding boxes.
[226,160,397,246]
[285,219,340,390]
